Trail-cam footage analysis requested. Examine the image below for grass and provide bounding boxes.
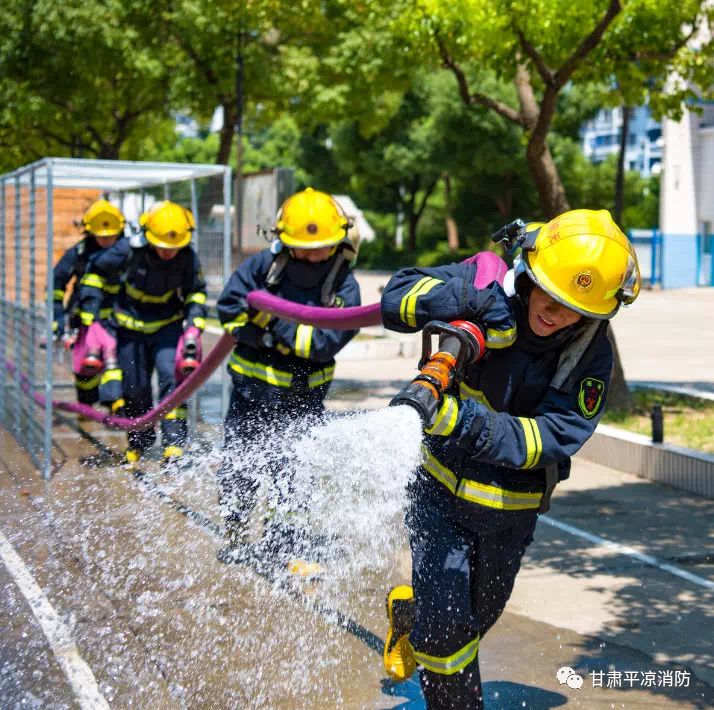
[603,388,714,455]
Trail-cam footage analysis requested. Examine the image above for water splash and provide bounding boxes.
[4,404,425,706]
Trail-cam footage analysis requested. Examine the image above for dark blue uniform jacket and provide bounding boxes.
[51,236,114,333]
[78,238,207,334]
[217,248,361,403]
[382,262,613,523]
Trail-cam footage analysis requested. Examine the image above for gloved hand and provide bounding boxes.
[423,394,460,437]
[175,326,203,381]
[74,322,117,376]
[62,330,78,350]
[463,282,517,349]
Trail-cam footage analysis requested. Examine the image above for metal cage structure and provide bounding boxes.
[0,158,232,477]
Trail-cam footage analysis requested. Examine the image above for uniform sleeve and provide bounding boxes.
[182,248,208,330]
[443,335,613,470]
[217,252,271,347]
[49,246,77,333]
[269,271,362,362]
[381,263,516,348]
[77,240,127,326]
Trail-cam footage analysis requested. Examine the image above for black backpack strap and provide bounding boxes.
[265,250,290,290]
[320,242,355,307]
[539,463,559,514]
[551,320,608,393]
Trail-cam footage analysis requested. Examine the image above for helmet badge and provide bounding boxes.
[575,272,593,291]
[306,222,319,235]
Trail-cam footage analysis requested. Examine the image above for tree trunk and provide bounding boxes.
[407,210,419,253]
[526,138,570,219]
[216,101,237,165]
[614,105,631,225]
[443,173,459,252]
[605,326,631,411]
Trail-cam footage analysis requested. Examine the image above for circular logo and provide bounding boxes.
[306,222,319,235]
[575,272,593,291]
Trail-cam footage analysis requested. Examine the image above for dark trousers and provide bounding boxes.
[217,377,324,529]
[117,322,186,452]
[407,479,537,710]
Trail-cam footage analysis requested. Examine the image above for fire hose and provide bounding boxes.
[7,251,507,432]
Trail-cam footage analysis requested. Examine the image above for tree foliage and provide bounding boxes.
[0,0,171,165]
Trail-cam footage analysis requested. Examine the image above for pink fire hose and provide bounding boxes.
[6,335,234,432]
[246,251,508,327]
[9,252,507,432]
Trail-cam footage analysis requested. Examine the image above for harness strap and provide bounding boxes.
[320,243,354,307]
[550,320,607,392]
[265,242,355,307]
[539,463,559,513]
[265,250,291,289]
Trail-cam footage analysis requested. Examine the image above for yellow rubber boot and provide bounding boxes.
[384,585,416,681]
[123,448,141,467]
[162,445,184,461]
[286,558,323,579]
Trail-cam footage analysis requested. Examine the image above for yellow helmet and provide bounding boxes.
[140,201,195,250]
[82,200,125,237]
[518,209,641,319]
[275,188,348,249]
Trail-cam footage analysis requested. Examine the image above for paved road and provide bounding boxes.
[1,276,713,708]
[2,409,713,708]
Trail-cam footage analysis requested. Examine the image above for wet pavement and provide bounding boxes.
[2,404,713,708]
[2,284,714,707]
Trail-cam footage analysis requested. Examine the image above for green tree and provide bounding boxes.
[0,0,171,163]
[402,0,714,218]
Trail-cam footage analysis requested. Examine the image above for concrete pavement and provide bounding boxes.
[2,274,714,708]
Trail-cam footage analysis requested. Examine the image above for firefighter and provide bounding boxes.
[380,210,641,709]
[216,187,361,570]
[49,199,125,406]
[78,201,207,465]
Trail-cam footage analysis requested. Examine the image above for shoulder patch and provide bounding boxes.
[578,378,605,419]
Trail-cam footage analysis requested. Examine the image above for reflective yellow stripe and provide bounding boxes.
[80,273,106,289]
[115,311,183,334]
[52,289,65,301]
[421,446,458,494]
[308,365,335,389]
[100,368,122,385]
[517,417,542,469]
[223,313,249,333]
[184,292,207,305]
[486,326,516,349]
[99,307,113,320]
[52,321,59,332]
[125,282,176,304]
[163,406,187,420]
[458,382,494,410]
[294,325,313,359]
[413,636,479,675]
[457,478,542,509]
[229,353,293,387]
[103,283,120,294]
[421,447,542,510]
[251,310,272,328]
[75,374,101,390]
[80,311,95,326]
[192,316,206,331]
[276,343,291,355]
[425,394,459,436]
[399,277,443,328]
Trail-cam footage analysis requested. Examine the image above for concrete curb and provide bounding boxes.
[578,424,714,499]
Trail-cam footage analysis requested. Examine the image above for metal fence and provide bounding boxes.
[628,229,714,289]
[0,158,232,477]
